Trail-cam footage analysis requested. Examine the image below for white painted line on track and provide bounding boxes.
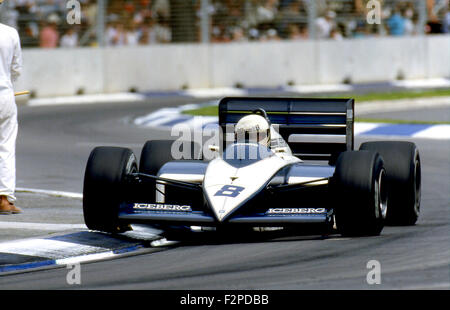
[55,251,118,265]
[285,84,354,93]
[75,142,143,148]
[53,239,176,266]
[0,222,86,231]
[16,187,82,199]
[392,78,450,89]
[183,87,247,98]
[27,93,147,107]
[398,282,450,290]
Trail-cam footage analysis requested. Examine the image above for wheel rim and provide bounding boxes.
[375,169,388,219]
[413,154,421,216]
[126,153,137,174]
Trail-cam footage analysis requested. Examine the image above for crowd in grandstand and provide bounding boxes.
[0,0,448,48]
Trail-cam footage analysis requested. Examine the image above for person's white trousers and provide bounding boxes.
[0,91,17,203]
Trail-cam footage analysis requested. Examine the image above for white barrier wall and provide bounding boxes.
[15,35,450,98]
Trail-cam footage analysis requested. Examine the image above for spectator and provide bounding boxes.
[21,24,39,47]
[0,18,23,215]
[124,23,140,45]
[230,26,248,42]
[211,24,231,43]
[315,10,336,39]
[14,0,37,14]
[133,5,152,25]
[2,0,448,48]
[260,28,281,41]
[352,21,368,38]
[138,18,157,45]
[286,23,307,40]
[276,0,305,39]
[153,14,171,43]
[153,0,170,19]
[425,0,448,34]
[37,0,64,18]
[386,6,406,36]
[105,21,126,46]
[443,7,450,33]
[112,23,126,46]
[60,28,78,48]
[427,0,438,22]
[256,0,279,24]
[39,13,59,48]
[403,7,417,36]
[248,27,260,41]
[83,0,98,27]
[425,18,443,34]
[330,27,343,40]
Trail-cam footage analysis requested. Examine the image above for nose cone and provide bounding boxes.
[205,183,247,222]
[203,153,287,222]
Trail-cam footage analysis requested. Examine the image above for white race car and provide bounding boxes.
[83,97,421,237]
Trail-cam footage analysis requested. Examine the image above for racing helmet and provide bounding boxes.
[234,113,271,147]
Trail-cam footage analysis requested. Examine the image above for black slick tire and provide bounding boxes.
[83,147,137,233]
[359,141,421,225]
[333,150,388,236]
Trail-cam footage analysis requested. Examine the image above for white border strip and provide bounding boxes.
[0,222,86,231]
[55,251,118,265]
[16,187,83,199]
[27,93,147,107]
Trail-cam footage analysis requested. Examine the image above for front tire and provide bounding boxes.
[333,151,388,237]
[83,147,137,233]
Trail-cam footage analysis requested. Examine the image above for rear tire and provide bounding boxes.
[333,151,387,237]
[140,140,177,176]
[83,147,137,233]
[359,141,421,226]
[139,140,202,204]
[140,139,202,174]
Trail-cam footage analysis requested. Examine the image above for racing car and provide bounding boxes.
[82,97,421,237]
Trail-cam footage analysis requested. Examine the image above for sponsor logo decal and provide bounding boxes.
[133,203,192,212]
[266,208,326,215]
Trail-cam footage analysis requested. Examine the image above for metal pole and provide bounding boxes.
[306,0,317,39]
[97,0,107,47]
[200,0,210,43]
[417,0,427,35]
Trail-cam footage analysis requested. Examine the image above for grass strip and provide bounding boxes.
[183,89,450,117]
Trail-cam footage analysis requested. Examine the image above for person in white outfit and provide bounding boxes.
[0,0,23,214]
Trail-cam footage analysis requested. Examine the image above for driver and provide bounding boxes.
[234,114,271,147]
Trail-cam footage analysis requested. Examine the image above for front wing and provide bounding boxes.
[118,203,331,226]
[117,173,333,227]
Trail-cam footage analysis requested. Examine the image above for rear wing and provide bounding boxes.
[218,97,354,162]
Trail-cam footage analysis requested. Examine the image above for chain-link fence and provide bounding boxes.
[0,0,448,48]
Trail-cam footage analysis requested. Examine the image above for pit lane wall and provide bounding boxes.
[15,35,450,98]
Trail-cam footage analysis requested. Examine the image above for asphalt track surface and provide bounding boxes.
[0,98,449,290]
